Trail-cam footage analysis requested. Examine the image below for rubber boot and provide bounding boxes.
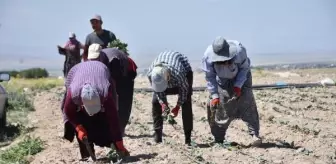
[154,130,162,143]
[185,131,191,146]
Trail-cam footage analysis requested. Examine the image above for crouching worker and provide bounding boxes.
[63,60,130,160]
[147,51,193,145]
[201,36,262,146]
[87,44,137,136]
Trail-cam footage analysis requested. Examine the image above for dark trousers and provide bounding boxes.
[115,78,135,136]
[75,111,114,159]
[152,71,193,139]
[61,90,76,142]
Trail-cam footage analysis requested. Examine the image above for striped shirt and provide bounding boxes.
[65,61,112,105]
[147,51,192,106]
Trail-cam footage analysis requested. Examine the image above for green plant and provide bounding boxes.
[6,92,34,112]
[108,38,129,55]
[19,68,49,79]
[0,136,44,164]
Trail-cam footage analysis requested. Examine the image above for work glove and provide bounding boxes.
[75,125,88,141]
[210,98,220,108]
[161,103,170,118]
[170,105,180,117]
[233,87,241,97]
[115,141,130,157]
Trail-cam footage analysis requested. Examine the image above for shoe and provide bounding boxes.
[251,135,262,146]
[185,138,191,146]
[185,131,191,146]
[154,130,162,143]
[214,139,224,144]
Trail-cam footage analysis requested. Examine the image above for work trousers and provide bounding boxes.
[115,77,135,136]
[152,71,193,138]
[206,71,260,141]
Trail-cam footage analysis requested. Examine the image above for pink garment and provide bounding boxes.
[64,40,82,51]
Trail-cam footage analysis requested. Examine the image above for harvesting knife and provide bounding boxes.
[82,136,97,161]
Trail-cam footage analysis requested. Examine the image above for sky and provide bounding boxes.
[0,0,335,73]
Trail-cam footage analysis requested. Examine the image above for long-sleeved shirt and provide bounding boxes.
[147,51,192,106]
[100,48,130,79]
[64,61,122,142]
[64,39,84,52]
[201,40,251,99]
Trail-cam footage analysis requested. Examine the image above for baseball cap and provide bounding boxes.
[90,14,102,22]
[69,32,76,38]
[81,83,101,116]
[88,43,102,59]
[151,66,169,92]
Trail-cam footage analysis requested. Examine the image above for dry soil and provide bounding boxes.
[25,68,336,164]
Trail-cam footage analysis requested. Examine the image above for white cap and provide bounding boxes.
[69,32,76,38]
[151,66,169,92]
[81,83,101,116]
[88,43,102,59]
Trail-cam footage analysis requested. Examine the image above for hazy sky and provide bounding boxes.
[0,0,335,71]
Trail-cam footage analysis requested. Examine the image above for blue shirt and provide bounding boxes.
[201,40,251,99]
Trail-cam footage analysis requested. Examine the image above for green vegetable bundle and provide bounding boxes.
[108,38,129,55]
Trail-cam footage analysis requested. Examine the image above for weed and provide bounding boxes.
[0,136,44,164]
[2,77,63,93]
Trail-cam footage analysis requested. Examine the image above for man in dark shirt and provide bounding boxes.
[63,60,130,160]
[82,14,117,61]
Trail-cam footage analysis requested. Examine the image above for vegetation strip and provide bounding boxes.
[0,136,44,164]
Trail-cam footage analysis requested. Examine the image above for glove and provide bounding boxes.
[233,87,241,97]
[115,141,130,157]
[75,125,87,141]
[161,103,170,117]
[210,98,220,108]
[170,105,180,117]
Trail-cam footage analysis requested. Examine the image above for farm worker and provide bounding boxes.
[201,36,262,146]
[57,32,84,78]
[59,32,84,134]
[62,60,130,160]
[87,43,138,136]
[82,14,117,61]
[147,51,193,145]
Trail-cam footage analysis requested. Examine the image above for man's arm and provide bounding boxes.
[176,72,189,106]
[105,85,122,142]
[109,31,117,42]
[63,89,79,127]
[234,45,250,88]
[180,54,192,73]
[78,41,85,49]
[82,35,91,61]
[156,92,168,105]
[201,50,219,99]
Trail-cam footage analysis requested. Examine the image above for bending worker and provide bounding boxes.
[147,51,193,146]
[201,36,262,146]
[63,60,130,160]
[87,43,137,136]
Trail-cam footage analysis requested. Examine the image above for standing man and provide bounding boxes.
[63,60,130,160]
[147,51,193,145]
[57,32,84,77]
[87,44,137,136]
[82,14,117,61]
[201,36,262,146]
